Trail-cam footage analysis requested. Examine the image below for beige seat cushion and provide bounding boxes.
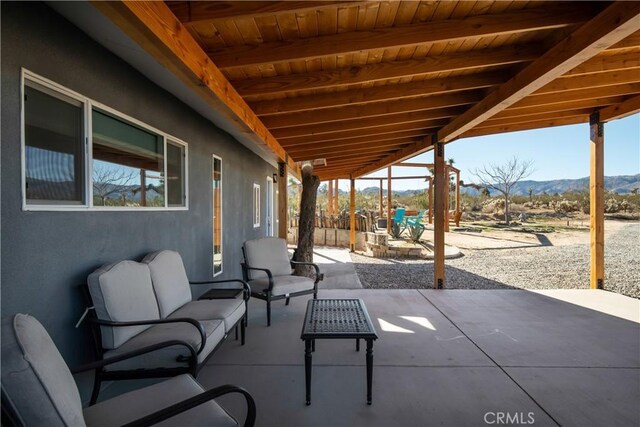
[243,237,292,280]
[87,261,160,349]
[103,320,224,371]
[1,314,85,427]
[83,374,237,427]
[142,250,194,318]
[169,299,245,333]
[249,275,315,296]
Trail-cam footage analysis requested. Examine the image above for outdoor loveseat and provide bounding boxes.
[84,250,249,404]
[1,314,256,427]
[242,237,322,326]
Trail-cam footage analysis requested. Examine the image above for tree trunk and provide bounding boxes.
[294,166,320,277]
[504,193,510,225]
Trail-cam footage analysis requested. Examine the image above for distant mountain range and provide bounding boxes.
[329,174,640,196]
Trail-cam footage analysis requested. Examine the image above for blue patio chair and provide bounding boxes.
[392,208,405,225]
[404,209,426,227]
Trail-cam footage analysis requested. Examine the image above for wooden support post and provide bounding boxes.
[455,170,461,227]
[590,113,604,289]
[334,180,339,213]
[350,178,356,252]
[434,137,446,289]
[327,179,334,215]
[278,162,288,239]
[428,178,433,224]
[445,166,450,232]
[387,167,392,234]
[379,178,384,219]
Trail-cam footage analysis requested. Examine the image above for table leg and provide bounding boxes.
[305,339,313,405]
[312,339,315,352]
[366,339,373,405]
[356,338,360,351]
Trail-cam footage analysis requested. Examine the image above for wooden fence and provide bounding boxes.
[289,210,376,232]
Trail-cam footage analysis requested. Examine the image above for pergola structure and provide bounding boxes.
[95,1,640,290]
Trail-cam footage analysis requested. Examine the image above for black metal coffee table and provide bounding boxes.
[300,298,378,405]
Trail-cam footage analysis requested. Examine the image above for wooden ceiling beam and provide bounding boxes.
[494,96,625,119]
[278,124,438,145]
[477,109,593,129]
[282,129,426,152]
[286,137,418,155]
[251,72,506,116]
[353,138,435,178]
[296,148,407,163]
[167,1,364,24]
[462,116,590,138]
[563,50,640,76]
[538,68,640,95]
[210,5,596,69]
[438,2,640,143]
[290,141,417,160]
[92,1,301,178]
[235,45,541,97]
[513,83,640,109]
[606,30,640,50]
[262,92,482,129]
[598,95,640,121]
[273,116,451,139]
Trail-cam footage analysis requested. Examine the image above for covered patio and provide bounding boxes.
[2,1,639,426]
[169,286,638,426]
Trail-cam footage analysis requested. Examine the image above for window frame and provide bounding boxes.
[253,183,261,228]
[21,69,189,212]
[212,154,223,277]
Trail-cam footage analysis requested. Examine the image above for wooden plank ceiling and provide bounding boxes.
[166,1,640,180]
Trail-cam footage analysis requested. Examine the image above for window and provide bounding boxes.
[23,81,85,205]
[212,156,222,276]
[253,184,260,228]
[21,70,188,210]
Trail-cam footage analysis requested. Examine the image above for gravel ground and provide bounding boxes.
[351,221,639,299]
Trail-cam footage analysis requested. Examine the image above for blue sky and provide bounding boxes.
[346,113,639,191]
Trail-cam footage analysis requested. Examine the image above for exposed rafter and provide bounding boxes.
[167,1,364,24]
[209,5,596,69]
[261,94,480,129]
[598,95,640,121]
[235,45,541,97]
[353,138,436,178]
[250,72,507,116]
[438,1,640,143]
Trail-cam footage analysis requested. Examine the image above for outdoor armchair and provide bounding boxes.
[1,313,256,427]
[241,237,322,326]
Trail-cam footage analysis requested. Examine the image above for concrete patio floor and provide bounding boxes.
[197,288,639,427]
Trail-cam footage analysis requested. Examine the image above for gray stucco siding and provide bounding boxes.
[1,2,276,367]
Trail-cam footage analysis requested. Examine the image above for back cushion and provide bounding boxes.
[87,261,160,349]
[244,237,292,280]
[142,250,193,318]
[1,314,85,426]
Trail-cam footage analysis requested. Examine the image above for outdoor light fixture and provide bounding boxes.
[272,173,278,183]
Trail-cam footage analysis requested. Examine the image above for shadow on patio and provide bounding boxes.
[181,287,639,427]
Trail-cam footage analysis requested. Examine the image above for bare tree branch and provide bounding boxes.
[471,156,534,225]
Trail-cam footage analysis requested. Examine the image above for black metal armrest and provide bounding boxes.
[290,261,324,284]
[190,279,251,301]
[89,317,207,355]
[241,263,275,293]
[70,340,197,375]
[123,384,256,427]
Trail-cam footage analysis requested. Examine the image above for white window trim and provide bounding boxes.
[212,154,223,277]
[21,68,189,212]
[253,183,261,228]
